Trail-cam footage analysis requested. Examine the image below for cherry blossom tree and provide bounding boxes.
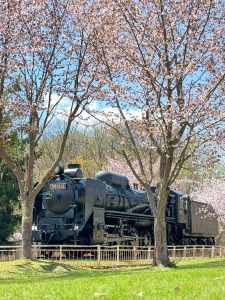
[107,154,160,188]
[191,179,225,232]
[0,0,100,258]
[90,0,225,266]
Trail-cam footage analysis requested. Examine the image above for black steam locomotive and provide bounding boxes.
[32,164,218,246]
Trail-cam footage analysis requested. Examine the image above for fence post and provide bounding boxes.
[173,246,176,258]
[59,246,63,261]
[133,246,137,264]
[116,246,120,266]
[211,246,215,258]
[184,246,187,258]
[202,246,205,258]
[192,246,196,258]
[147,246,151,263]
[97,245,101,267]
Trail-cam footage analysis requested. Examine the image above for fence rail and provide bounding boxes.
[0,245,224,267]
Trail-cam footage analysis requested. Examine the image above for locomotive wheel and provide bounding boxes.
[143,232,151,246]
[108,227,140,246]
[139,231,152,246]
[129,227,139,246]
[191,237,197,245]
[207,238,214,245]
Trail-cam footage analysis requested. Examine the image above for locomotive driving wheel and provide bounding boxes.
[110,226,140,246]
[142,232,152,246]
[128,227,139,246]
[137,229,152,246]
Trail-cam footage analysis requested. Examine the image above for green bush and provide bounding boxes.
[0,181,21,244]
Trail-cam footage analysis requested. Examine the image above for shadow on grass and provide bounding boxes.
[175,259,225,270]
[0,258,225,284]
[15,259,76,272]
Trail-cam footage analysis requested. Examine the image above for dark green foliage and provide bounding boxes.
[4,130,27,170]
[0,161,21,244]
[0,186,21,244]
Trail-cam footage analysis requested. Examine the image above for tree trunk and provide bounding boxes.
[153,210,170,266]
[21,198,34,259]
[153,184,171,267]
[145,184,170,266]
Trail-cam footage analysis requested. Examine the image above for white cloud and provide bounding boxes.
[44,93,71,109]
[44,93,143,127]
[75,103,143,127]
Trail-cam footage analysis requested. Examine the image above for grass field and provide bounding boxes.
[0,258,225,299]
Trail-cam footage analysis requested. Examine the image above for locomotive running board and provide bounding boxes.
[105,210,175,222]
[105,210,153,222]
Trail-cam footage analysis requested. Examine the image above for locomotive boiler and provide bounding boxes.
[32,164,218,246]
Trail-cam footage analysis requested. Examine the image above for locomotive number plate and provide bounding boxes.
[50,183,67,190]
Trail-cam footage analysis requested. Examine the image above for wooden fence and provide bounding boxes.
[0,245,224,267]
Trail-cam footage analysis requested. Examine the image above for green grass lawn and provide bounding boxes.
[0,258,225,299]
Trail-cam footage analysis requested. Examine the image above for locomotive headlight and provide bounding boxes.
[32,225,37,230]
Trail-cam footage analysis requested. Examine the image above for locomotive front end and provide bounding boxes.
[32,164,84,244]
[43,176,76,214]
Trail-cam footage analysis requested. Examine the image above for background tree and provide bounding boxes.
[191,179,225,232]
[92,0,225,266]
[35,123,113,178]
[173,160,225,193]
[0,0,100,258]
[0,156,20,244]
[107,153,160,189]
[0,122,26,244]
